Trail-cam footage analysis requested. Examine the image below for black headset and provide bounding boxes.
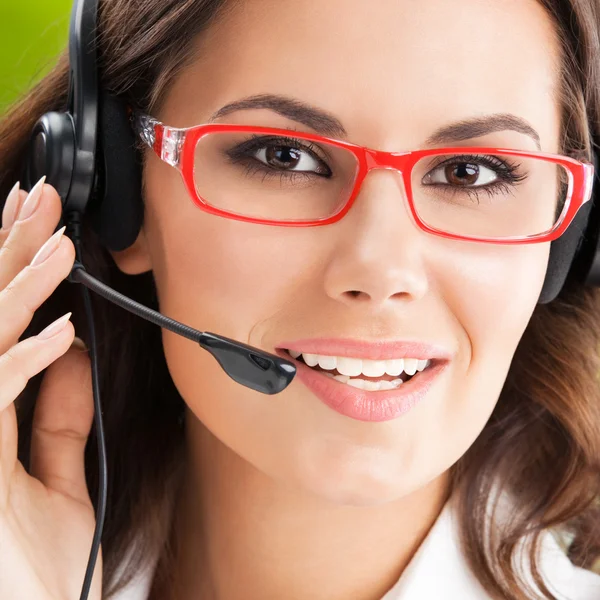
[19,0,600,598]
[21,2,295,597]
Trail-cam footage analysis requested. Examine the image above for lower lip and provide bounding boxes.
[280,353,448,422]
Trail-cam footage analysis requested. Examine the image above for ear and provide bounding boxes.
[109,226,153,275]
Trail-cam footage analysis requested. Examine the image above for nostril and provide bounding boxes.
[345,290,368,300]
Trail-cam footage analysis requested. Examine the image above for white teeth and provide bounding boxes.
[336,356,363,377]
[323,373,404,391]
[403,358,418,376]
[302,353,320,367]
[349,379,380,391]
[385,358,404,376]
[361,358,387,378]
[378,380,399,391]
[332,374,350,384]
[317,355,337,370]
[287,350,432,380]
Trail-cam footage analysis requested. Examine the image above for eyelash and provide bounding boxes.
[224,138,528,204]
[425,154,527,204]
[225,134,333,182]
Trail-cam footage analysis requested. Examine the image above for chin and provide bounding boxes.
[301,477,416,507]
[287,456,420,507]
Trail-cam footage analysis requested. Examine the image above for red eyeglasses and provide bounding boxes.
[131,110,595,245]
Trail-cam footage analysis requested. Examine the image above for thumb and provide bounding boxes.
[29,336,95,507]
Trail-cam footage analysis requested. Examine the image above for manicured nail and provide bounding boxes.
[38,312,72,340]
[17,175,46,222]
[30,226,66,267]
[1,181,20,230]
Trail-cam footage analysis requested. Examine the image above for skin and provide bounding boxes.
[109,1,562,598]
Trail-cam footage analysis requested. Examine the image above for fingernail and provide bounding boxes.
[17,175,46,222]
[38,312,72,340]
[1,181,21,230]
[30,225,66,267]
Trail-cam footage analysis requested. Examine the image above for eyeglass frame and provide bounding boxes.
[129,108,595,245]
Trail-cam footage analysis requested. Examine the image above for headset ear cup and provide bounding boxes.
[24,112,75,200]
[88,91,143,252]
[537,197,593,304]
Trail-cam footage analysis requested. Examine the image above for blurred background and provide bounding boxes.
[0,1,71,116]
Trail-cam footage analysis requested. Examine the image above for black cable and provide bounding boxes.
[65,211,107,600]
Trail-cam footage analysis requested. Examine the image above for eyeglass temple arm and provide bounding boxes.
[129,108,185,168]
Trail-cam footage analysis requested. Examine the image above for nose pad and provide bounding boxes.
[350,165,416,233]
[358,149,417,223]
[364,147,411,170]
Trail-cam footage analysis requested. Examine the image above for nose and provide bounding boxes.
[323,165,430,309]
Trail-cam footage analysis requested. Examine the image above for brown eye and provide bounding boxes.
[424,160,498,187]
[254,144,330,174]
[445,162,479,185]
[265,145,302,169]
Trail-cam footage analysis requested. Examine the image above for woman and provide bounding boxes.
[1,0,600,598]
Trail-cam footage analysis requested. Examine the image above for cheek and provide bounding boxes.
[143,156,307,337]
[460,242,550,362]
[430,241,551,460]
[144,170,331,486]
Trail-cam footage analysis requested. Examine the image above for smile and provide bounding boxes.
[284,350,433,391]
[277,349,449,422]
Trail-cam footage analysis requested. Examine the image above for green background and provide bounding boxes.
[0,1,72,116]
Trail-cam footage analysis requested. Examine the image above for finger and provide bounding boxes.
[0,228,75,356]
[0,319,75,507]
[0,179,64,291]
[0,314,74,412]
[0,402,18,509]
[0,185,28,241]
[29,337,94,507]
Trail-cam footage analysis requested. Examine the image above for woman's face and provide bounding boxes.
[112,0,561,505]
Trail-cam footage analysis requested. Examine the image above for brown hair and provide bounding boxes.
[0,1,599,598]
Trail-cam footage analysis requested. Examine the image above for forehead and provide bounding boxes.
[165,0,562,150]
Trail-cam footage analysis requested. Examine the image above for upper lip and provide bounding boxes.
[275,338,454,362]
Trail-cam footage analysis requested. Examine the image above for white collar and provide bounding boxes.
[380,495,490,598]
[111,493,600,600]
[382,492,600,599]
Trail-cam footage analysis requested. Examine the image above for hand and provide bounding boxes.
[0,178,102,599]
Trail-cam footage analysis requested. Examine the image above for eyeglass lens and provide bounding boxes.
[192,131,570,238]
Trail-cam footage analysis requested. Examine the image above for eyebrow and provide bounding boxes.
[208,93,348,138]
[425,113,541,150]
[208,93,541,150]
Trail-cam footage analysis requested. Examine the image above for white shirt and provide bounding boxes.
[111,494,600,600]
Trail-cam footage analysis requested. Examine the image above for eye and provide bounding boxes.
[424,161,498,187]
[253,143,328,174]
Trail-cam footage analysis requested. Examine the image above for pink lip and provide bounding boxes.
[275,337,453,361]
[275,350,450,422]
